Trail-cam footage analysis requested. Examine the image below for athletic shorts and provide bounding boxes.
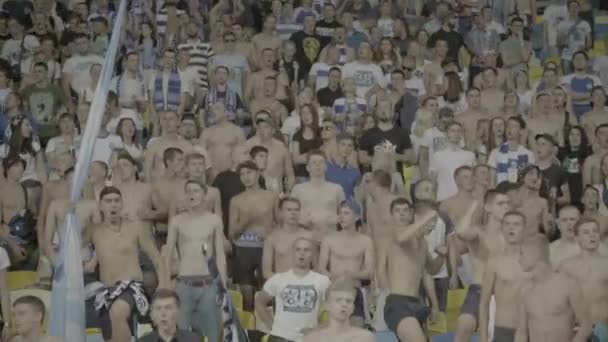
[493,326,516,342]
[384,294,430,333]
[99,291,137,340]
[233,245,263,286]
[460,284,481,322]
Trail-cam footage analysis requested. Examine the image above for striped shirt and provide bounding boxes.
[178,40,215,91]
[487,143,535,184]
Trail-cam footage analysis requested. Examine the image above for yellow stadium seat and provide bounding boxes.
[318,308,329,325]
[528,65,544,84]
[428,312,448,335]
[238,310,256,330]
[137,323,154,337]
[447,289,467,311]
[230,290,243,310]
[261,336,269,342]
[8,271,37,290]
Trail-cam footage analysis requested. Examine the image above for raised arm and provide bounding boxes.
[317,238,331,278]
[568,277,592,342]
[214,217,227,282]
[396,211,437,243]
[455,201,480,241]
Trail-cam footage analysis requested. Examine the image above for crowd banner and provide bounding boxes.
[49,0,127,339]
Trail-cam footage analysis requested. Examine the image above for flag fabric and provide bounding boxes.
[205,247,249,342]
[48,0,127,340]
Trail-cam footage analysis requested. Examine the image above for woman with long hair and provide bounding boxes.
[291,104,322,183]
[513,69,532,115]
[551,85,576,146]
[374,37,401,75]
[115,117,144,162]
[1,115,47,212]
[581,86,608,146]
[438,72,467,114]
[558,125,592,206]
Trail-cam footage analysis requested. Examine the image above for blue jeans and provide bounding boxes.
[175,276,221,342]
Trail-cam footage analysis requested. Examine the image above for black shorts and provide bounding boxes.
[493,326,516,342]
[384,294,430,333]
[353,287,366,319]
[233,245,263,286]
[99,291,137,340]
[460,284,481,322]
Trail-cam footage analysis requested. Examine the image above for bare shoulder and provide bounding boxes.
[557,255,578,275]
[302,329,322,342]
[354,328,376,341]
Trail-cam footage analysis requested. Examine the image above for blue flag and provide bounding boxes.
[49,0,127,339]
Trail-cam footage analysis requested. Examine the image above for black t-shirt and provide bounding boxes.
[316,86,343,107]
[290,31,328,76]
[315,19,340,37]
[212,170,245,233]
[359,125,412,156]
[539,163,568,200]
[293,129,323,177]
[427,28,464,62]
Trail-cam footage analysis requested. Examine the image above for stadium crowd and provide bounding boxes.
[0,0,606,341]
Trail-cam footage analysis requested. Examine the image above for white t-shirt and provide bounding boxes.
[1,35,40,66]
[404,74,427,97]
[557,18,591,61]
[543,5,568,47]
[264,270,331,342]
[430,148,475,201]
[342,61,387,98]
[308,62,339,91]
[89,134,122,164]
[425,218,448,278]
[421,127,464,157]
[0,247,10,271]
[62,54,104,91]
[110,73,148,108]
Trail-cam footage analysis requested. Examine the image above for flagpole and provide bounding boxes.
[49,0,128,339]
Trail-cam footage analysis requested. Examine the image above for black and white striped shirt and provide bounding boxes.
[178,39,215,91]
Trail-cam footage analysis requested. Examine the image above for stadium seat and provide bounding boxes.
[318,308,329,325]
[137,323,154,337]
[261,336,269,342]
[230,289,243,310]
[86,328,104,342]
[447,289,467,311]
[238,309,256,330]
[7,271,37,290]
[428,312,448,335]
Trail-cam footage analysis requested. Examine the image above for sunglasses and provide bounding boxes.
[402,66,414,71]
[225,39,236,42]
[322,125,335,131]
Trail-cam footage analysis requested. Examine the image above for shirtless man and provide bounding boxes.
[515,165,550,236]
[378,197,445,342]
[164,180,226,342]
[549,205,581,269]
[199,102,245,175]
[515,235,591,342]
[11,295,62,342]
[479,211,527,342]
[245,49,278,104]
[454,191,510,342]
[583,124,608,186]
[559,219,608,341]
[151,148,186,237]
[251,15,281,69]
[250,145,281,194]
[364,169,397,251]
[43,196,99,278]
[262,197,313,279]
[245,112,295,192]
[456,87,488,149]
[88,187,162,342]
[249,76,288,126]
[170,152,222,217]
[112,153,156,226]
[318,202,374,322]
[229,160,277,310]
[0,158,30,264]
[303,278,375,342]
[144,110,192,182]
[292,150,345,241]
